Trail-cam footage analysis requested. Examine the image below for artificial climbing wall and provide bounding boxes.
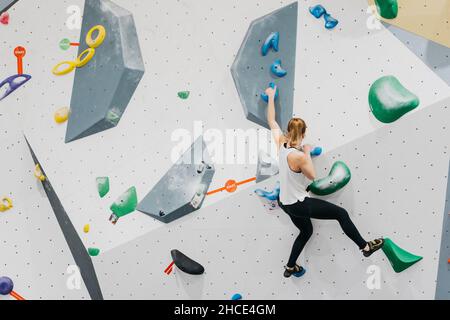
[0,0,449,300]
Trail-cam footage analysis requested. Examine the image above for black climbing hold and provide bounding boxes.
[171,250,205,275]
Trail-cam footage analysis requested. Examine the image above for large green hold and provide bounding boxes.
[368,75,419,123]
[374,0,398,19]
[110,187,138,218]
[96,177,110,198]
[382,238,423,273]
[309,161,351,196]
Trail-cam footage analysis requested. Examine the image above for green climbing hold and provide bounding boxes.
[59,38,71,51]
[368,75,419,123]
[374,0,398,19]
[309,161,351,196]
[178,91,190,100]
[96,177,110,198]
[382,238,423,273]
[110,187,138,219]
[88,248,100,257]
[106,109,121,125]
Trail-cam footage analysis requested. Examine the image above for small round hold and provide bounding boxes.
[86,25,106,48]
[0,197,13,212]
[225,180,238,193]
[54,107,70,124]
[0,277,14,296]
[34,164,46,182]
[310,147,323,157]
[231,293,242,300]
[59,38,71,51]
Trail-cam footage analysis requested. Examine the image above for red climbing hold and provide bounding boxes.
[0,12,9,25]
[164,261,175,275]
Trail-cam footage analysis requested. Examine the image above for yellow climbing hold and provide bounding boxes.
[54,107,70,124]
[0,197,13,212]
[83,224,90,233]
[75,48,96,68]
[34,164,46,181]
[86,25,106,49]
[52,60,77,76]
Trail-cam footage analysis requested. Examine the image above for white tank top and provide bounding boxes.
[279,144,311,205]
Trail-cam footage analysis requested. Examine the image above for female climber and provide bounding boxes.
[264,86,384,278]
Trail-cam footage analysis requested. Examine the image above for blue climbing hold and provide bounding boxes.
[293,267,307,278]
[271,59,287,78]
[231,293,242,300]
[255,182,280,201]
[324,13,339,29]
[309,5,326,18]
[0,276,13,296]
[0,74,32,101]
[261,32,279,56]
[310,147,323,157]
[261,82,279,103]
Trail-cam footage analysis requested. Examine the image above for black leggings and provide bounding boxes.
[278,197,367,268]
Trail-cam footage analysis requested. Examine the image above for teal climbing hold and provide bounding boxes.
[96,177,110,198]
[382,238,423,273]
[374,0,398,19]
[309,161,351,196]
[178,91,190,100]
[255,182,280,201]
[368,75,420,123]
[231,293,242,300]
[109,187,138,224]
[88,248,100,257]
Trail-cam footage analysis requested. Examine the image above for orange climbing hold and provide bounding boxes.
[207,177,257,196]
[225,180,238,193]
[14,46,26,75]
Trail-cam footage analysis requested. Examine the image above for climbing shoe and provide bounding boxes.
[284,265,306,278]
[363,238,385,257]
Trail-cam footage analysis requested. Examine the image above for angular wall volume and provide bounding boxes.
[24,136,103,300]
[382,22,450,86]
[368,0,450,48]
[0,0,19,14]
[435,160,450,300]
[231,2,298,131]
[137,136,215,223]
[65,0,145,143]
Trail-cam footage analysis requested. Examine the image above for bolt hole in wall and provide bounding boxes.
[0,0,449,301]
